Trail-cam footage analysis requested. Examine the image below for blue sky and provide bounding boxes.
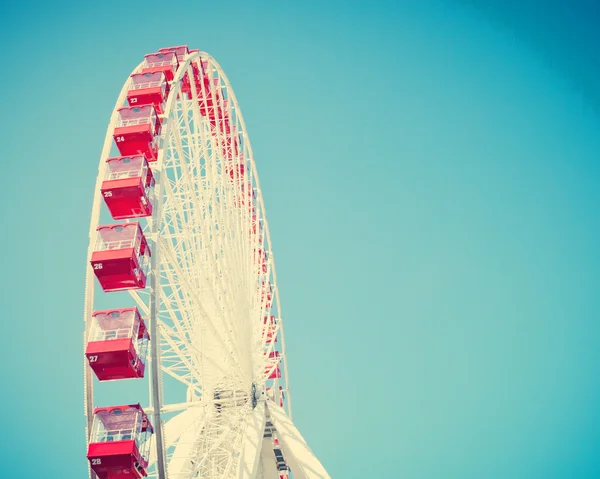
[1,1,599,478]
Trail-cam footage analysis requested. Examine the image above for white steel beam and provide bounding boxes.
[167,405,208,479]
[260,437,280,479]
[148,405,205,467]
[237,402,266,479]
[266,402,331,479]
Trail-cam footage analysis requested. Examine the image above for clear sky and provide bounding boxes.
[1,0,599,478]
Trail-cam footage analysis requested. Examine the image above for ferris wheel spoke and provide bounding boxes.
[159,325,203,384]
[187,68,252,304]
[175,88,247,318]
[159,356,202,394]
[128,288,151,316]
[158,235,248,380]
[159,260,201,335]
[163,199,250,370]
[161,181,202,295]
[164,117,248,358]
[162,179,202,278]
[158,253,239,385]
[160,322,228,377]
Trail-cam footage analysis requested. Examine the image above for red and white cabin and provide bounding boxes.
[142,51,178,81]
[127,72,168,113]
[91,223,151,292]
[264,315,278,343]
[158,45,189,63]
[101,156,155,220]
[86,308,149,381]
[157,45,193,96]
[113,105,161,161]
[87,404,153,479]
[265,351,281,379]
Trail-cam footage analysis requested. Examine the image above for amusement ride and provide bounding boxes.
[82,45,331,479]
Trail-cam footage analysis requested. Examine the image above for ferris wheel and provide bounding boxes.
[82,46,331,479]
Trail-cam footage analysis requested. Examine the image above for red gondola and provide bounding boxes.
[113,105,161,161]
[101,156,155,220]
[85,308,149,381]
[87,404,153,479]
[127,71,168,113]
[91,223,151,292]
[141,51,178,81]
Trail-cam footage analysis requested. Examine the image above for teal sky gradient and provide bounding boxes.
[1,1,599,478]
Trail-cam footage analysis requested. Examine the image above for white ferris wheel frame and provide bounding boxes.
[83,51,330,479]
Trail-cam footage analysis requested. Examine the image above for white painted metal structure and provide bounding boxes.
[83,50,331,479]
